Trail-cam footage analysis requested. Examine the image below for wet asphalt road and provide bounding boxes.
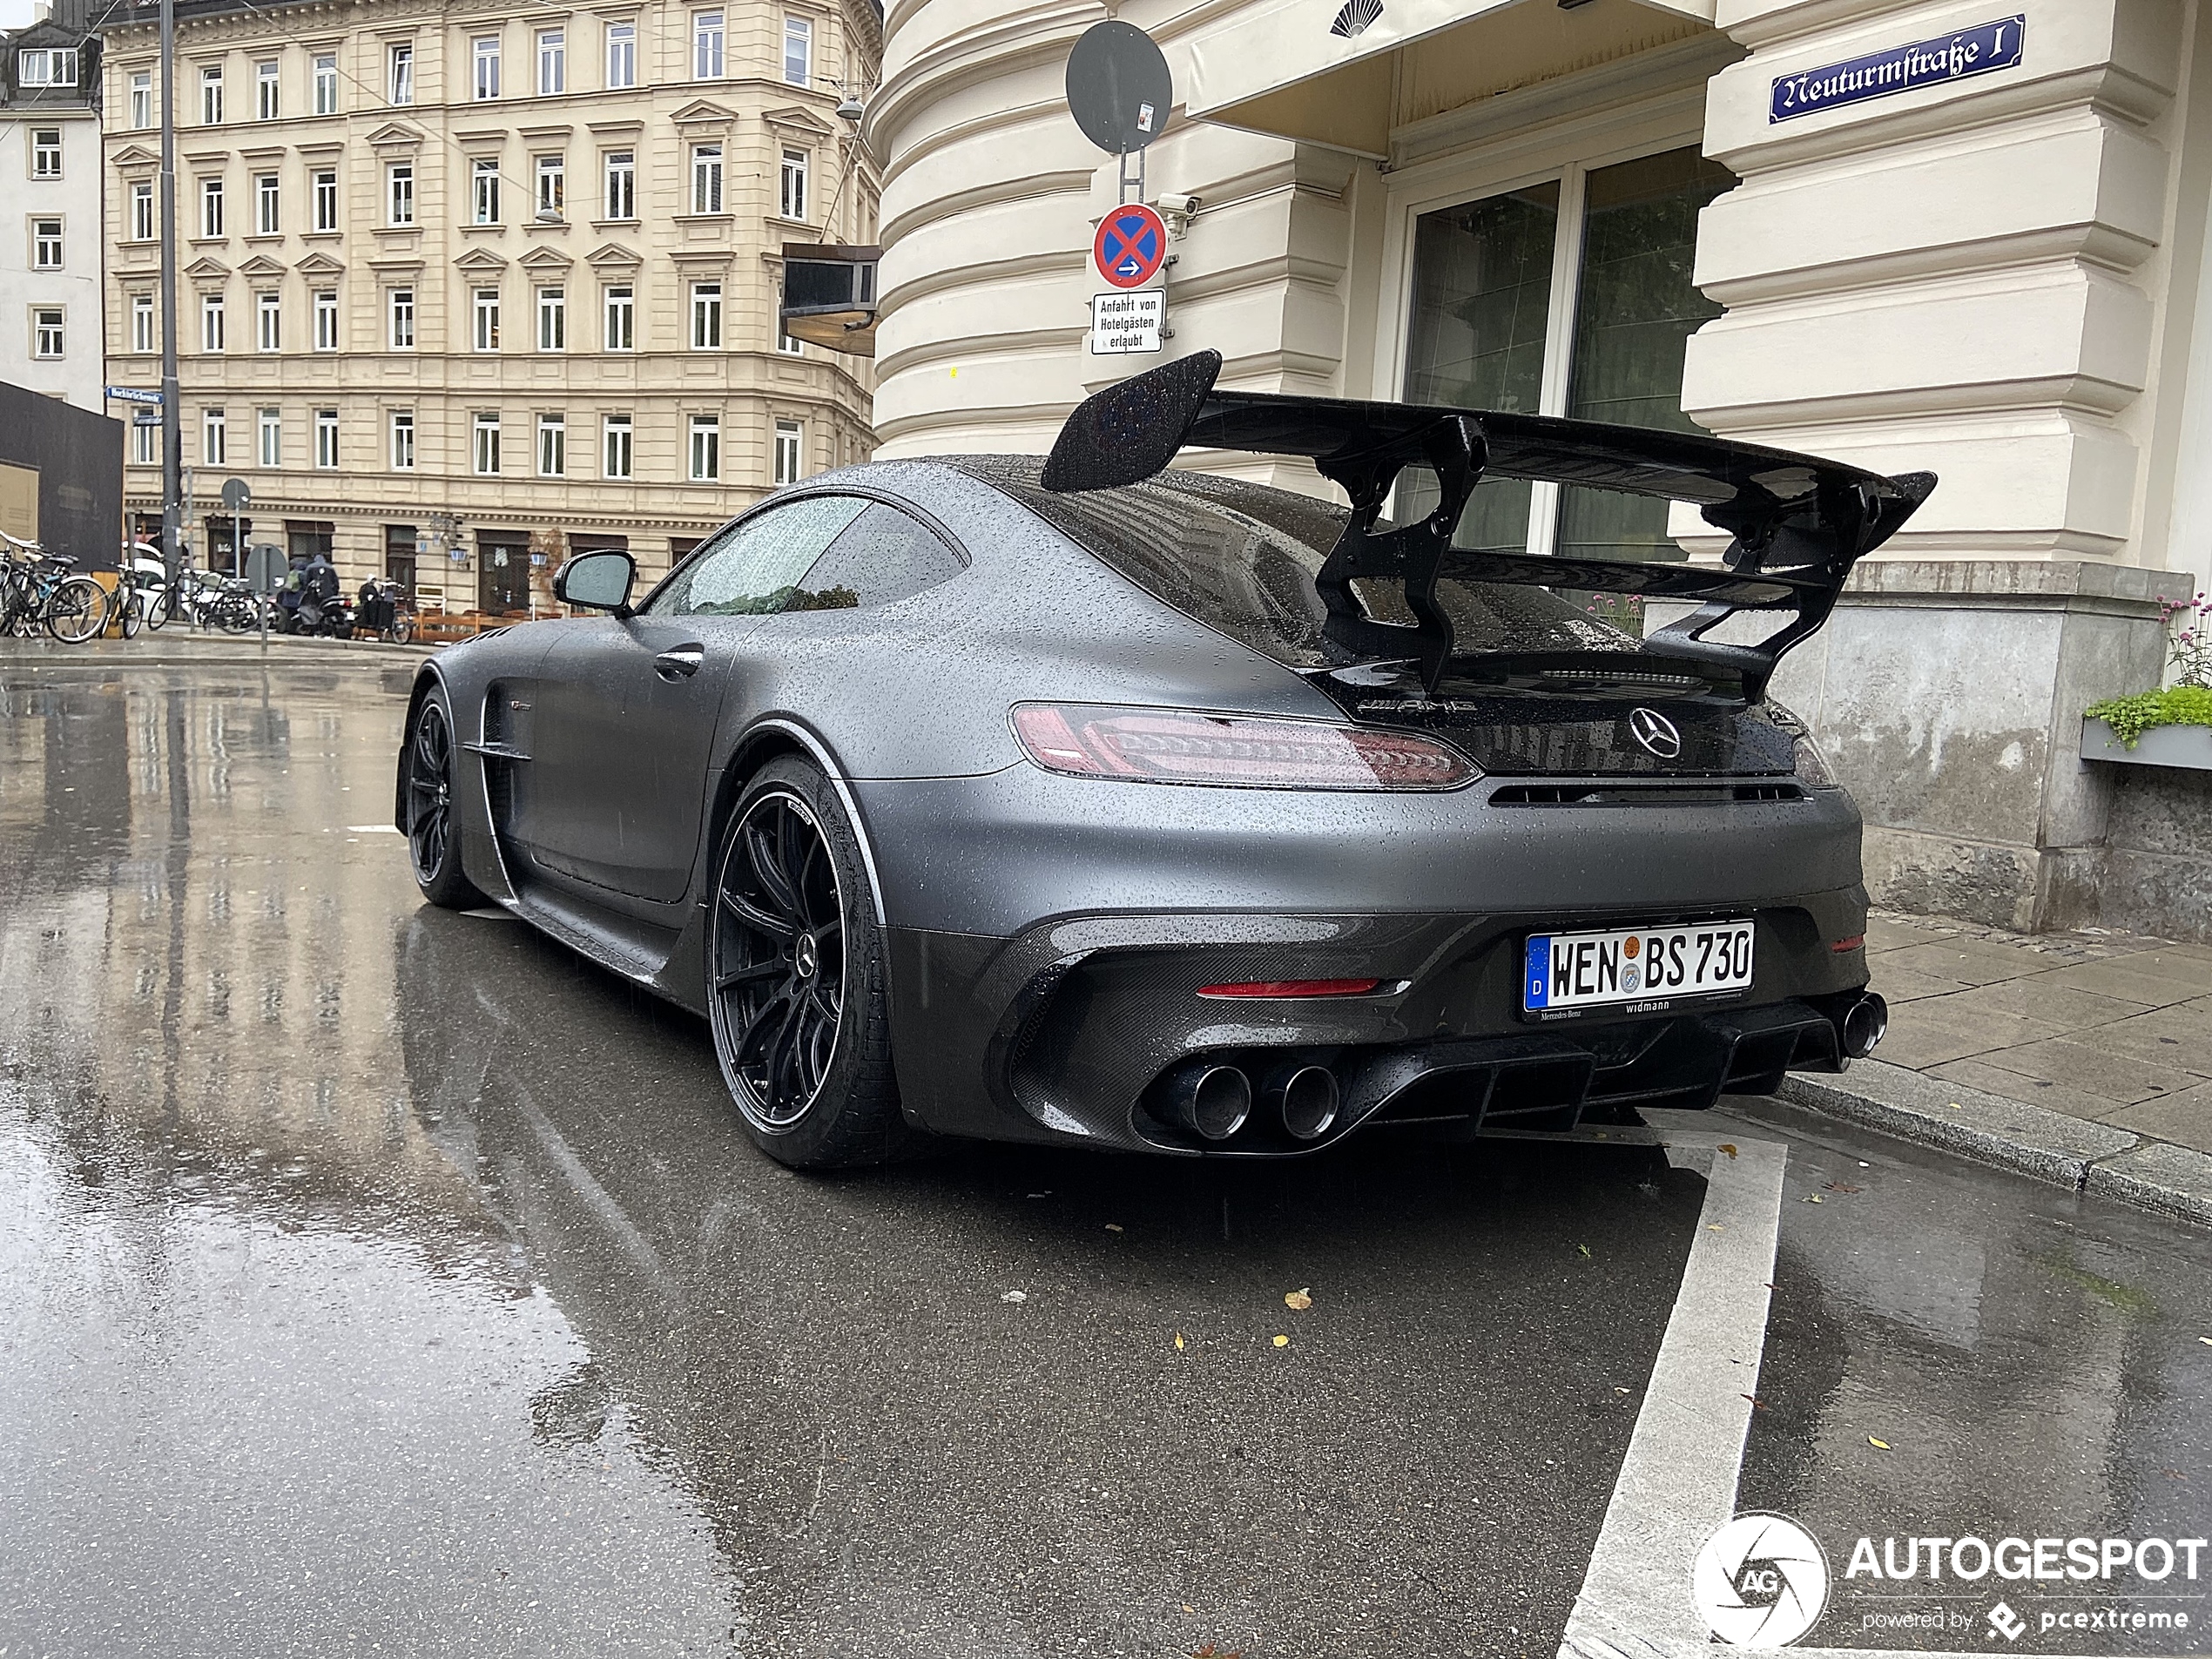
[1,644,2208,1659]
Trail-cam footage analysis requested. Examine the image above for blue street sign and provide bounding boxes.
[1770,15,2023,123]
[106,385,165,406]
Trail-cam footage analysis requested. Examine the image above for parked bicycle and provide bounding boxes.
[0,531,107,642]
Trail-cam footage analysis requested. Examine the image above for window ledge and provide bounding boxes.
[187,236,229,246]
[374,224,421,236]
[675,212,733,225]
[461,222,507,233]
[590,218,640,230]
[523,219,571,233]
[300,231,343,241]
[243,233,283,244]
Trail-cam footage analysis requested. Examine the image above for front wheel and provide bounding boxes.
[389,617,414,645]
[44,577,106,643]
[708,759,914,1170]
[145,585,173,629]
[404,691,487,909]
[119,589,144,639]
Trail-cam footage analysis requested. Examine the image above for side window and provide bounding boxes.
[647,495,867,617]
[792,503,966,610]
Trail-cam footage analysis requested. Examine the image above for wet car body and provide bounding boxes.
[399,354,1928,1159]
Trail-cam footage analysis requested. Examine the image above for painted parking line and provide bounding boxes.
[1556,1115,2101,1659]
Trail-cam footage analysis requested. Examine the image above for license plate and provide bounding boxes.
[1522,920,1755,1015]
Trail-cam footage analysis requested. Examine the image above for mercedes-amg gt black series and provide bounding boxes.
[396,350,1928,1168]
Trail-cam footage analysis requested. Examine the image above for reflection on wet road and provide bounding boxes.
[3,647,2207,1658]
[0,650,1699,1658]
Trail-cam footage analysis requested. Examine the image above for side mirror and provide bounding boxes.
[554,549,637,615]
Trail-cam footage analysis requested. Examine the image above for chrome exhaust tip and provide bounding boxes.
[1275,1065,1340,1141]
[1164,1062,1252,1142]
[1841,992,1888,1059]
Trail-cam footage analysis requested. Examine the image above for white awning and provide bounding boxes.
[1184,0,1716,156]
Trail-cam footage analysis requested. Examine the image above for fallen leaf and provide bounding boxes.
[1824,1181,1863,1193]
[1105,1223,1123,1232]
[1174,1331,1185,1351]
[1803,1194,1824,1204]
[1868,1435,1891,1450]
[1182,1604,1195,1614]
[1742,1393,1764,1410]
[1285,1288,1312,1311]
[1717,1143,1738,1159]
[1001,1290,1027,1303]
[1614,1386,1631,1394]
[1576,1244,1592,1258]
[1708,1224,1726,1232]
[1271,1334,1290,1348]
[2200,1336,2212,1346]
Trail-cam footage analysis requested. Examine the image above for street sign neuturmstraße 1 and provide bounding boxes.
[105,386,164,407]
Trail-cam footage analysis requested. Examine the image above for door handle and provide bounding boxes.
[654,644,705,680]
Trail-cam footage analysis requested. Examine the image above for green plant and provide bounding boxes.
[2085,684,2212,746]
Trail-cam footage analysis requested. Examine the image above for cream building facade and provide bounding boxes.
[867,0,2212,940]
[99,0,880,607]
[3,0,105,415]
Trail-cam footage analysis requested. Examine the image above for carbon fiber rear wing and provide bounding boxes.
[1041,350,1934,695]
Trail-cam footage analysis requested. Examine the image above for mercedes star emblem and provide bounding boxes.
[1629,707,1683,759]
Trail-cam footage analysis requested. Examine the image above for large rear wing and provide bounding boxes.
[1041,350,1934,696]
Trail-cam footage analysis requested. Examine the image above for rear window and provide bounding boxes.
[953,455,1634,671]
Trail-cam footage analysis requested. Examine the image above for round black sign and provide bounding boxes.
[1065,21,1172,155]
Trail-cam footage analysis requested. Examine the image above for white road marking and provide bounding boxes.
[346,824,402,833]
[1557,1112,2100,1659]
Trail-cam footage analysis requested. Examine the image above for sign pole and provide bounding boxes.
[158,0,182,588]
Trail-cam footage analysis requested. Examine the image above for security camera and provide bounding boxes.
[1155,193,1200,217]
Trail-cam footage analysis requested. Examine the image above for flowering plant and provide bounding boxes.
[2083,590,2212,745]
[2162,590,2211,688]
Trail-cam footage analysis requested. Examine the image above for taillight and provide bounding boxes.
[1010,703,1476,791]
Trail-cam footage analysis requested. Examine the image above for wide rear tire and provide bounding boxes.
[404,691,488,910]
[707,758,915,1170]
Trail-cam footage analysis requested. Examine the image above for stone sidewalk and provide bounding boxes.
[1866,910,2212,1154]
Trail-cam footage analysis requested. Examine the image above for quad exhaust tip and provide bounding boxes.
[1275,1065,1340,1141]
[1165,1062,1252,1142]
[1841,992,1888,1059]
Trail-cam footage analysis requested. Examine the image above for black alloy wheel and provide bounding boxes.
[708,759,912,1168]
[406,692,486,908]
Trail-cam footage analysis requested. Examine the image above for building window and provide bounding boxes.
[603,413,632,479]
[1401,146,1734,566]
[773,418,802,485]
[30,128,61,178]
[131,292,155,353]
[604,151,635,220]
[132,419,157,465]
[473,412,501,475]
[199,177,224,238]
[255,172,280,235]
[693,10,724,78]
[204,408,227,467]
[777,317,804,355]
[691,144,722,213]
[604,284,633,351]
[779,149,808,221]
[131,180,155,241]
[389,287,415,348]
[256,59,279,119]
[536,414,566,476]
[258,406,281,467]
[473,287,500,351]
[31,218,63,271]
[472,158,501,225]
[535,155,565,219]
[32,308,63,359]
[388,164,414,226]
[536,29,564,94]
[17,48,78,86]
[314,408,339,469]
[256,290,280,351]
[388,44,414,105]
[200,292,226,353]
[536,286,565,351]
[689,415,719,482]
[783,15,811,86]
[312,169,338,231]
[474,35,501,99]
[390,409,415,471]
[131,71,152,128]
[200,64,224,124]
[313,54,338,114]
[691,281,721,349]
[313,289,338,350]
[605,21,636,88]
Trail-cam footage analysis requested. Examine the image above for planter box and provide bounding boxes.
[2082,716,2212,770]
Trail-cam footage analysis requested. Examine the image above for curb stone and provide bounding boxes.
[1776,1059,2212,1230]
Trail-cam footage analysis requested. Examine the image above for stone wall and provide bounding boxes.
[2085,761,2212,941]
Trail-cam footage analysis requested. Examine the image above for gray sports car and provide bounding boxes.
[396,350,1930,1168]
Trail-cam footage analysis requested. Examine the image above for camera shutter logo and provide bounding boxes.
[1692,1513,1831,1647]
[1629,706,1683,759]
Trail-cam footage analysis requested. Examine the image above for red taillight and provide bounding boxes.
[1009,703,1474,791]
[1197,978,1383,998]
[1831,934,1865,953]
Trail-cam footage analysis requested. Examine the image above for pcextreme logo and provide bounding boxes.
[1694,1513,1832,1646]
